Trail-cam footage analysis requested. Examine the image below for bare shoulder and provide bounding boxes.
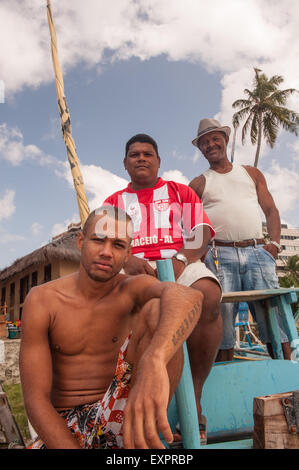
[27,273,77,299]
[189,174,206,198]
[22,274,77,322]
[242,165,265,184]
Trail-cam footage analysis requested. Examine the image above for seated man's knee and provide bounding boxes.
[191,278,221,321]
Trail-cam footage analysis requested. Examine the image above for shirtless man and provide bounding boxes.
[20,206,203,449]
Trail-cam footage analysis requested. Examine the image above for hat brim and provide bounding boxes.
[192,126,231,148]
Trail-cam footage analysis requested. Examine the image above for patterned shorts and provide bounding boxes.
[27,335,132,449]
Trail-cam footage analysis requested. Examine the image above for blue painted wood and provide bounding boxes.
[156,259,201,449]
[285,291,298,304]
[157,267,299,448]
[201,438,253,449]
[275,294,299,362]
[156,258,176,283]
[201,359,299,439]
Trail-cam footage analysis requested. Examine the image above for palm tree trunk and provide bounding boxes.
[231,125,237,163]
[254,112,263,167]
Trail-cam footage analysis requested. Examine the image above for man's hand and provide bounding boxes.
[124,255,156,276]
[263,243,279,260]
[122,357,173,449]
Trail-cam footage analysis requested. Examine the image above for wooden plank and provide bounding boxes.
[253,392,299,449]
[222,288,299,303]
[253,392,293,417]
[0,385,25,448]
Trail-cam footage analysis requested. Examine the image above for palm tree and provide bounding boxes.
[232,68,299,167]
[283,255,299,285]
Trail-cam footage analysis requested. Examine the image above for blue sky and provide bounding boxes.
[0,0,299,269]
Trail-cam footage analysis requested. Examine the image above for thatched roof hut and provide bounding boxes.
[0,228,81,283]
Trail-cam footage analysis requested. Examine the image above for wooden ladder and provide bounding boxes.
[0,383,25,449]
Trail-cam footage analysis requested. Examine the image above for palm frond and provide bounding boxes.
[268,74,284,88]
[232,106,252,126]
[250,113,258,145]
[232,98,252,109]
[231,68,299,160]
[268,88,298,106]
[262,112,278,147]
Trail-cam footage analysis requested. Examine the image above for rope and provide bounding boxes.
[46,0,90,226]
[246,321,263,346]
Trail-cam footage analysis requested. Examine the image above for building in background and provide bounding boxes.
[0,223,81,322]
[1,220,298,322]
[262,222,299,277]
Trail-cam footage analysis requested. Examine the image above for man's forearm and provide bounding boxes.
[141,285,202,365]
[25,399,81,449]
[265,207,281,243]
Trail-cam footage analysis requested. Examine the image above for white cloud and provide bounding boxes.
[56,161,129,212]
[0,189,25,246]
[2,0,299,226]
[290,140,299,161]
[162,170,189,185]
[2,0,299,102]
[0,80,4,103]
[0,233,25,244]
[0,123,62,168]
[264,161,299,216]
[51,218,74,238]
[0,189,16,221]
[31,222,43,236]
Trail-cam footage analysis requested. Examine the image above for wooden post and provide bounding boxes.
[0,384,25,448]
[156,259,201,449]
[0,318,6,338]
[253,392,299,449]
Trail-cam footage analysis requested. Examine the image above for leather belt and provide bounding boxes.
[210,238,265,248]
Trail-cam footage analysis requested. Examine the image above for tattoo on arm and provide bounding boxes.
[172,302,201,347]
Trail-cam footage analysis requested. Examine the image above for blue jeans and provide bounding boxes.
[204,244,289,349]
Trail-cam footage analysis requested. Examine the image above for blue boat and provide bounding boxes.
[157,259,299,449]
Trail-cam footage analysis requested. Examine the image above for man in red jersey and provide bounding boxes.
[104,134,222,443]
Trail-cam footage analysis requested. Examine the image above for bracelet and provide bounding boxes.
[173,253,188,266]
[269,240,282,253]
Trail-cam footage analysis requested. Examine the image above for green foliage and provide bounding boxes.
[2,382,31,442]
[281,255,299,285]
[279,255,299,314]
[232,68,299,167]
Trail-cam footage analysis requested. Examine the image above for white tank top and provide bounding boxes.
[201,165,263,241]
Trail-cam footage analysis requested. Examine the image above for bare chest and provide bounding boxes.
[49,297,134,357]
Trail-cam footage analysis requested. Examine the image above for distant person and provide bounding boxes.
[20,206,203,449]
[189,118,291,361]
[104,134,223,443]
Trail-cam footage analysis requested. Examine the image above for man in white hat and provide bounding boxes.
[189,118,291,361]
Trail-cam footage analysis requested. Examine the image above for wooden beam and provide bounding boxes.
[253,392,299,449]
[0,385,24,448]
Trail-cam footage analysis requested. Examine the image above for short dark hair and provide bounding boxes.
[82,205,133,240]
[125,133,159,157]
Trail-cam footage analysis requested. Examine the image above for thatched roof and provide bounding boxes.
[0,228,81,282]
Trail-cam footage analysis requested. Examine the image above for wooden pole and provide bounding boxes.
[46,0,90,226]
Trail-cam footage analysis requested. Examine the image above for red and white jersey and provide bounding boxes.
[104,178,215,261]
